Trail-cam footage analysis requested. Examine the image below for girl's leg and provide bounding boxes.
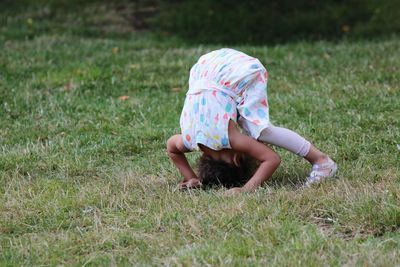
[258,124,329,165]
[258,124,337,186]
[258,124,337,185]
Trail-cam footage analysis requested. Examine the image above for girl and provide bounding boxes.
[167,48,337,195]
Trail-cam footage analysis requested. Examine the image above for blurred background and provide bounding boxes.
[1,0,399,44]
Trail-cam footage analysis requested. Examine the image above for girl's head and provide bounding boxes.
[198,151,256,188]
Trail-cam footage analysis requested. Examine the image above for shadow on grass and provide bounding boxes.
[154,0,400,46]
[2,0,399,46]
[267,169,310,190]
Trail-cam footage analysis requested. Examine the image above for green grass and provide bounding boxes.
[1,1,399,266]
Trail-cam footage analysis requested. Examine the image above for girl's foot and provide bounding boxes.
[305,157,338,187]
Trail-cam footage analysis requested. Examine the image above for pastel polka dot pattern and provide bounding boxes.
[194,102,199,113]
[244,107,251,116]
[221,136,229,146]
[180,48,270,151]
[225,103,232,112]
[257,108,266,118]
[250,64,259,69]
[261,99,268,106]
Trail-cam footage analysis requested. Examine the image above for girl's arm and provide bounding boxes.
[228,122,281,194]
[166,134,200,188]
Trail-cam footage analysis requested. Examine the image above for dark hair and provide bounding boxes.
[198,155,256,188]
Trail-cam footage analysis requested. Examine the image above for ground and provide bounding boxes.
[0,2,399,266]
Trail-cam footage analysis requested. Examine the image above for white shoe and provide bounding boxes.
[305,157,338,187]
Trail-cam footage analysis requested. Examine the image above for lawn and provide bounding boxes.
[0,1,399,266]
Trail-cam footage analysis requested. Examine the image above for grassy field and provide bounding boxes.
[1,2,399,266]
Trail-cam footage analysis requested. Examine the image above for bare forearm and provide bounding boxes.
[168,152,198,181]
[166,134,198,182]
[243,160,279,192]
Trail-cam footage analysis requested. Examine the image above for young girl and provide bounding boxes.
[167,48,337,194]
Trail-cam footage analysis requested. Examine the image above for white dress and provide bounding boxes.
[180,48,270,151]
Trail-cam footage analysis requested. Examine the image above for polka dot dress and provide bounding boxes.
[180,48,269,151]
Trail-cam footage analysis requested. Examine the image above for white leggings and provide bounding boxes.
[258,124,311,157]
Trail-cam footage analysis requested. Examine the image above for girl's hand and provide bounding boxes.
[224,187,246,196]
[179,178,202,190]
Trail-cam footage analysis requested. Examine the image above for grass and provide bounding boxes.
[1,1,399,266]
